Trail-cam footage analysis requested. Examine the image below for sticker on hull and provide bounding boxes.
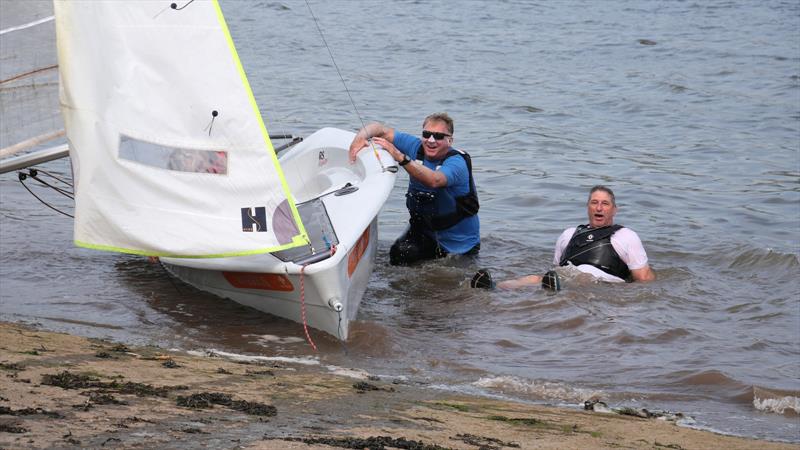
[222,272,294,291]
[347,227,370,277]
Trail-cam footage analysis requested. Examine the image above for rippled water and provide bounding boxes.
[1,0,799,442]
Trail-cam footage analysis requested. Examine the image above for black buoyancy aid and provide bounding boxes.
[559,224,631,281]
[406,146,479,231]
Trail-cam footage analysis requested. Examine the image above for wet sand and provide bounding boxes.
[0,322,796,450]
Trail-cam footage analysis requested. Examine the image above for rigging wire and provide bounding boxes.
[298,3,397,347]
[303,0,390,172]
[27,168,73,196]
[0,15,54,36]
[336,308,348,355]
[150,257,186,296]
[170,0,196,11]
[17,169,74,218]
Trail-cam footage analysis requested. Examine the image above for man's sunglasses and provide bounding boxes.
[422,130,451,140]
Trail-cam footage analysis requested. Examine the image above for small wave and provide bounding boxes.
[324,365,372,380]
[754,395,800,416]
[676,369,741,387]
[503,105,544,114]
[186,348,319,366]
[473,375,603,403]
[243,333,305,345]
[728,247,799,271]
[40,316,125,330]
[533,315,588,333]
[656,80,689,93]
[494,339,523,349]
[324,365,412,384]
[612,328,692,345]
[345,321,393,356]
[753,387,800,416]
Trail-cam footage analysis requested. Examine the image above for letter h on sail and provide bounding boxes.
[241,207,267,232]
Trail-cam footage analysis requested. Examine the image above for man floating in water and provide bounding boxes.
[472,185,656,290]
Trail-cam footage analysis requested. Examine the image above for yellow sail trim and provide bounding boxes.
[75,234,308,259]
[211,0,310,249]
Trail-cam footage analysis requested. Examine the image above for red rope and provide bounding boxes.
[299,265,317,351]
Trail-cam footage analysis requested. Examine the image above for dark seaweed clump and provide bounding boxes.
[41,371,187,397]
[0,406,63,418]
[0,423,28,433]
[161,358,180,368]
[487,415,542,426]
[109,343,131,352]
[353,381,395,393]
[41,371,104,389]
[176,392,232,408]
[454,433,520,449]
[109,380,185,397]
[85,392,127,405]
[176,392,277,417]
[0,362,24,371]
[279,435,449,450]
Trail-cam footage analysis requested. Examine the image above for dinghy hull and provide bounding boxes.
[161,128,396,340]
[161,219,378,340]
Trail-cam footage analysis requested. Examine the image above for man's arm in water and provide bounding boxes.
[630,265,656,282]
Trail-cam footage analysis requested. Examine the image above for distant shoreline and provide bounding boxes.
[1,321,796,450]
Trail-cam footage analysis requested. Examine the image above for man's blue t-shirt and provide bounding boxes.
[392,131,480,254]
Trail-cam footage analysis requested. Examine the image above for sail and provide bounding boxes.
[54,0,308,257]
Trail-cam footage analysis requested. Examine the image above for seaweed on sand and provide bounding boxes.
[41,370,188,397]
[175,392,277,417]
[41,371,105,389]
[276,435,451,450]
[0,422,28,433]
[0,406,63,418]
[452,433,520,449]
[353,381,395,393]
[0,362,24,371]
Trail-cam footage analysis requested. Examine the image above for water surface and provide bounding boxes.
[1,0,798,442]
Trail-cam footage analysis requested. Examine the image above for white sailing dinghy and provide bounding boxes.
[53,1,396,340]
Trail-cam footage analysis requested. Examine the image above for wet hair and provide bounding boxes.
[588,185,616,206]
[423,112,454,135]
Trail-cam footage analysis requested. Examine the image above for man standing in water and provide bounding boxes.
[349,113,480,266]
[472,185,655,289]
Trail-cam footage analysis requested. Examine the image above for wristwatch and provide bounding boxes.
[399,154,411,166]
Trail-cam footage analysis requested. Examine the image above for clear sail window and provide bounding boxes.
[119,135,227,174]
[271,198,339,263]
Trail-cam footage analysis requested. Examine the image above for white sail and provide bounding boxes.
[54,0,308,257]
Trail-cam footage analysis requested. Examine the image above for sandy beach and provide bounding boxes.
[0,322,796,450]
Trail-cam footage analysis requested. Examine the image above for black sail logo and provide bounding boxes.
[241,207,267,232]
